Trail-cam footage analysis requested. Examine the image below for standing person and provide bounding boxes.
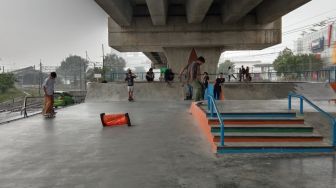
[125,69,137,101]
[42,72,57,117]
[146,68,155,82]
[246,66,251,82]
[213,73,225,100]
[227,66,236,82]
[180,56,206,101]
[241,65,246,81]
[202,72,209,99]
[238,68,242,82]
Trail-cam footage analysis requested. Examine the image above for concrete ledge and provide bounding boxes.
[85,82,185,102]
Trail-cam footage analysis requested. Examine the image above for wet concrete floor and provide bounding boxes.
[0,101,335,188]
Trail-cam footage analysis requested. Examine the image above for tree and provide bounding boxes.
[217,60,235,74]
[56,55,89,88]
[0,73,15,93]
[273,48,324,74]
[104,53,126,80]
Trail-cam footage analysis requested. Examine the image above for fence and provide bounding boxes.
[100,69,336,83]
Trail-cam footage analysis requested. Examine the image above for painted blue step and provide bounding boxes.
[207,112,297,118]
[216,142,334,154]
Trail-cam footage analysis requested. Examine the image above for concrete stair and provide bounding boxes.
[190,103,334,154]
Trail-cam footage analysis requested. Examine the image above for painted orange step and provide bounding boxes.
[212,133,323,143]
[208,119,304,125]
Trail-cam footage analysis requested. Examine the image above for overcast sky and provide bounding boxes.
[0,0,335,70]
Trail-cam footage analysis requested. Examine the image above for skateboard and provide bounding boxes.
[43,111,57,118]
[128,98,135,102]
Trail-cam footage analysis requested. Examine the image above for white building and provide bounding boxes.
[294,22,336,67]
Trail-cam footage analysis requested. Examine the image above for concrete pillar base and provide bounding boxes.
[163,47,221,75]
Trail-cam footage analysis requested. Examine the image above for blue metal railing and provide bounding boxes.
[207,95,225,146]
[288,92,336,147]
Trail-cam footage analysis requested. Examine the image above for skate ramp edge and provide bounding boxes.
[222,82,336,100]
[85,82,185,102]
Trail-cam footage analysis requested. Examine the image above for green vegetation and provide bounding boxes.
[56,55,89,86]
[273,48,324,74]
[0,73,15,93]
[0,87,25,103]
[217,60,235,74]
[87,53,126,81]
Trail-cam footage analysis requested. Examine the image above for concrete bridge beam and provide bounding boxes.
[221,0,263,23]
[186,0,213,24]
[145,0,168,26]
[256,0,311,24]
[95,0,133,26]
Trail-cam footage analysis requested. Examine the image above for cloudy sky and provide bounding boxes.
[0,0,335,70]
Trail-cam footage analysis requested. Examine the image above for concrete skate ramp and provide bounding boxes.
[85,82,336,102]
[85,82,184,102]
[223,82,336,100]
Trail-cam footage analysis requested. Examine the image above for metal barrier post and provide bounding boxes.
[210,102,214,117]
[288,94,291,110]
[207,96,210,111]
[300,97,303,114]
[220,120,224,146]
[333,120,336,147]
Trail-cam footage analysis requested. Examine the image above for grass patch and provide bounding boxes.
[0,88,25,103]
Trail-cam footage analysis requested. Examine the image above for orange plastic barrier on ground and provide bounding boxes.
[100,113,131,127]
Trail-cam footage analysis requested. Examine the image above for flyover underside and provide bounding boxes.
[109,16,281,72]
[95,0,310,71]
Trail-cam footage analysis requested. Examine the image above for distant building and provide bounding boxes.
[294,22,336,67]
[10,66,46,86]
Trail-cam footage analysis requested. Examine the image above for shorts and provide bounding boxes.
[128,86,134,92]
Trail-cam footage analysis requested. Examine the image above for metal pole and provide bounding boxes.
[207,96,210,111]
[220,121,224,147]
[333,121,336,147]
[39,60,42,96]
[102,44,105,79]
[85,51,88,90]
[288,94,292,110]
[300,97,303,114]
[210,101,214,117]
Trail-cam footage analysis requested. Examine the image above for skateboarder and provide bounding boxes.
[42,72,57,118]
[180,56,206,102]
[125,69,137,101]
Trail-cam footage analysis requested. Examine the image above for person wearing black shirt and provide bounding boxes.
[214,73,225,100]
[202,72,209,99]
[146,68,155,82]
[125,69,137,101]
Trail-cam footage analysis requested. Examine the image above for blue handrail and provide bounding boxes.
[288,92,336,147]
[207,95,225,146]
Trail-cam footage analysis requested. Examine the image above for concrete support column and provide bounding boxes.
[163,47,221,75]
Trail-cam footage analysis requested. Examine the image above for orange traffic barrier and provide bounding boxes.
[100,113,131,127]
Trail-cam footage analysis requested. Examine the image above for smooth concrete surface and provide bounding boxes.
[85,82,336,102]
[1,101,336,188]
[85,82,185,102]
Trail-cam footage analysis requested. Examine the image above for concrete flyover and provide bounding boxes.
[95,0,311,73]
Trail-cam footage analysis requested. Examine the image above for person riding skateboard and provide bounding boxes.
[42,72,57,117]
[125,69,137,101]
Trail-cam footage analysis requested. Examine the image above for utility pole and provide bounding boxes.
[85,51,88,90]
[102,44,105,80]
[39,60,42,96]
[79,58,82,90]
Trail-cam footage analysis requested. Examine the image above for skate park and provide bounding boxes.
[2,0,336,187]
